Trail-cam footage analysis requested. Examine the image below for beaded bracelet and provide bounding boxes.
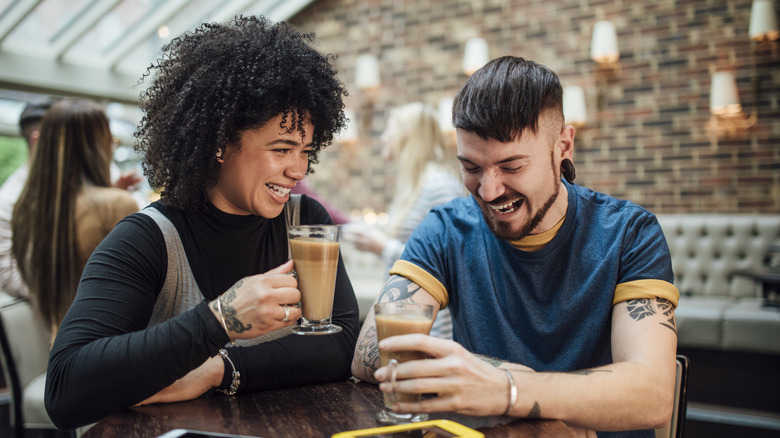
[501,368,517,416]
[213,349,240,396]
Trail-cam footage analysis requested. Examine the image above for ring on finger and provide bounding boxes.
[282,305,291,322]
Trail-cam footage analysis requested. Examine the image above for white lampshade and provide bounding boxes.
[355,54,380,90]
[437,97,454,133]
[462,37,489,75]
[590,21,619,64]
[749,0,779,41]
[563,85,588,127]
[710,72,742,116]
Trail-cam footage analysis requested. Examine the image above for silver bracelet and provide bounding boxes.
[213,348,240,396]
[501,368,517,416]
[215,296,236,345]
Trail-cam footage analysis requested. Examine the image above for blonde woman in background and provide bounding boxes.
[343,102,465,339]
[11,98,139,341]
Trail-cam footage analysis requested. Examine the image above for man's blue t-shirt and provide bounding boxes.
[394,180,677,372]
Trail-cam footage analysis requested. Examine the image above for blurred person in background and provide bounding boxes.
[0,100,53,298]
[291,179,351,224]
[343,102,465,339]
[44,16,358,431]
[11,98,140,340]
[0,100,142,299]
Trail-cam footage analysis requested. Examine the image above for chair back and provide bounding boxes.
[655,354,690,438]
[0,295,51,435]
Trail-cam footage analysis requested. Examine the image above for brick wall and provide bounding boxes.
[289,0,780,216]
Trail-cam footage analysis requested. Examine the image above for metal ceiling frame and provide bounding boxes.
[0,0,315,104]
[51,0,124,61]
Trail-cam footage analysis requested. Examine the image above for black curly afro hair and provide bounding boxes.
[135,15,348,210]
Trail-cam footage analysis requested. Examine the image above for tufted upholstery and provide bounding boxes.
[658,215,780,299]
[657,215,780,355]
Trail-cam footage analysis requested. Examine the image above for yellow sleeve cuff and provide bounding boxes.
[613,279,680,308]
[388,260,449,308]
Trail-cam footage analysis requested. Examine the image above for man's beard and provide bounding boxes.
[480,165,562,241]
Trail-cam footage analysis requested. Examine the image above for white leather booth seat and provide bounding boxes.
[657,215,780,355]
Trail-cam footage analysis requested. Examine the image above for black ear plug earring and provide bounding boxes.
[561,158,576,183]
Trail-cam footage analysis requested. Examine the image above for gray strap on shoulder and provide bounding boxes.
[138,207,202,327]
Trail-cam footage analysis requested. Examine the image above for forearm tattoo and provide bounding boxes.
[357,325,380,372]
[377,275,422,303]
[474,354,504,367]
[525,401,541,419]
[357,276,423,375]
[222,280,252,334]
[626,298,677,334]
[567,369,612,375]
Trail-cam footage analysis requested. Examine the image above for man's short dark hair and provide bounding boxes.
[452,56,563,143]
[19,99,57,141]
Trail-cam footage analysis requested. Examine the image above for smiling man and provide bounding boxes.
[352,56,680,438]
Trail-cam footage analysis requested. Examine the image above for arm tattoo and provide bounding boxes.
[377,275,422,303]
[474,354,504,367]
[222,280,252,334]
[626,298,677,334]
[626,298,654,320]
[525,401,541,419]
[357,324,380,373]
[656,298,677,335]
[358,276,426,377]
[567,369,612,375]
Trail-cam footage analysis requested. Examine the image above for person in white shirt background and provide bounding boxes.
[0,99,142,298]
[342,102,465,339]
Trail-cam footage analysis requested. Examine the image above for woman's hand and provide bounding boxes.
[209,259,302,340]
[135,355,223,405]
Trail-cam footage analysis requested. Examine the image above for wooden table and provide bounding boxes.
[81,379,588,438]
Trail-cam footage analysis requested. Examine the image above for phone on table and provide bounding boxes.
[331,419,484,438]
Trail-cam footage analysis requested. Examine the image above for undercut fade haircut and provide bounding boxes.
[452,56,563,143]
[135,15,348,210]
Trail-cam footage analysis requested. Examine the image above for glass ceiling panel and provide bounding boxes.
[5,0,92,50]
[67,0,158,57]
[115,0,235,75]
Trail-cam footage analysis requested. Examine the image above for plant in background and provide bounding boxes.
[0,136,27,185]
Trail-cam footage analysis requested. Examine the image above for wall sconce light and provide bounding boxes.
[710,72,742,116]
[590,21,619,64]
[563,85,588,128]
[355,54,381,91]
[710,71,756,128]
[749,0,779,41]
[462,37,489,76]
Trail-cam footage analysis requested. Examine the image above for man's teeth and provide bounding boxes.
[488,200,520,213]
[267,183,291,197]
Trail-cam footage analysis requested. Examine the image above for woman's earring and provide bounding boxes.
[216,149,224,160]
[561,158,576,183]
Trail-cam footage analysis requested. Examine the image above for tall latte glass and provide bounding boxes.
[288,225,342,335]
[374,302,435,424]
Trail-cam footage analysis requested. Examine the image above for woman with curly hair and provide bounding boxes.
[45,16,358,430]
